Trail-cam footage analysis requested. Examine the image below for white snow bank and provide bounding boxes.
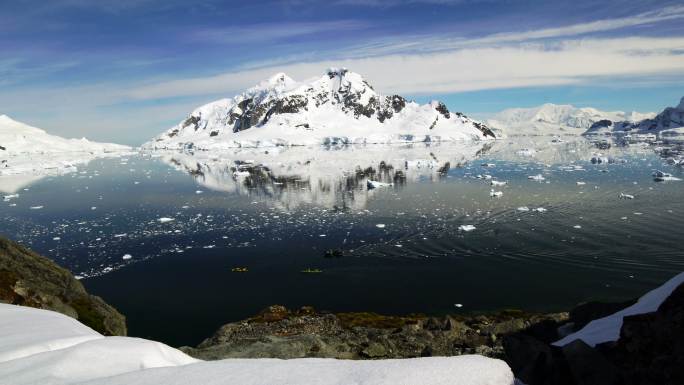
[0,304,514,385]
[1,337,197,385]
[0,305,101,363]
[553,271,684,347]
[73,356,514,385]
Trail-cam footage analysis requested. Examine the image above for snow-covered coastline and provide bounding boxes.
[487,104,654,137]
[584,96,684,137]
[0,303,514,385]
[143,68,495,151]
[0,115,132,182]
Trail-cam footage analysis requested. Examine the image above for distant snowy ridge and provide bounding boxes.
[487,104,654,137]
[0,115,130,155]
[0,115,131,177]
[143,68,495,150]
[0,304,514,385]
[585,96,684,137]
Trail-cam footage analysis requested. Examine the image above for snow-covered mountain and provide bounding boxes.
[144,68,495,150]
[487,104,654,137]
[0,115,131,177]
[585,96,684,137]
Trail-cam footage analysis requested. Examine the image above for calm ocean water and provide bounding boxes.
[1,137,683,346]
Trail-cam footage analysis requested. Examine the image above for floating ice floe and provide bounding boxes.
[517,206,530,212]
[489,189,503,198]
[516,148,536,156]
[122,254,133,260]
[29,206,43,210]
[375,224,386,229]
[528,174,545,181]
[458,225,476,232]
[576,181,586,186]
[157,217,175,223]
[3,194,18,202]
[490,180,507,186]
[619,193,635,200]
[573,225,582,229]
[652,170,681,182]
[481,163,496,168]
[534,207,547,212]
[476,174,492,180]
[367,180,392,189]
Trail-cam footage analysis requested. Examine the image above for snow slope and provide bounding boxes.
[143,68,495,150]
[0,303,514,385]
[0,115,131,178]
[554,271,684,347]
[584,96,684,137]
[487,104,654,137]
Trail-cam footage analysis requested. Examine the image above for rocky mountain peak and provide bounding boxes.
[146,68,494,149]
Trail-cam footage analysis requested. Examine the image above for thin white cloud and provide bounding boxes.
[345,5,684,57]
[190,20,370,44]
[126,36,684,100]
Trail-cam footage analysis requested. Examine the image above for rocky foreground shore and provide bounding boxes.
[181,291,683,385]
[181,306,568,360]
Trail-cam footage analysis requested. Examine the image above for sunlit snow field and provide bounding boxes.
[1,136,683,347]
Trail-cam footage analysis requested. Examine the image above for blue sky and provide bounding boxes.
[1,0,684,144]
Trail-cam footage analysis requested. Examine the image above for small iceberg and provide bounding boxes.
[491,180,507,186]
[458,225,476,232]
[619,193,635,200]
[157,217,175,223]
[367,180,392,189]
[489,189,503,198]
[652,170,682,182]
[528,174,545,181]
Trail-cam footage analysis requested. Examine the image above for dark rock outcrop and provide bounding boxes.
[503,280,684,385]
[0,236,126,336]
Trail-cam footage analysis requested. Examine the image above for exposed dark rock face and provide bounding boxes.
[503,282,684,385]
[569,299,636,330]
[589,119,613,130]
[0,236,126,336]
[180,305,567,360]
[473,121,496,138]
[182,115,202,131]
[607,284,684,385]
[435,102,451,119]
[0,145,5,151]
